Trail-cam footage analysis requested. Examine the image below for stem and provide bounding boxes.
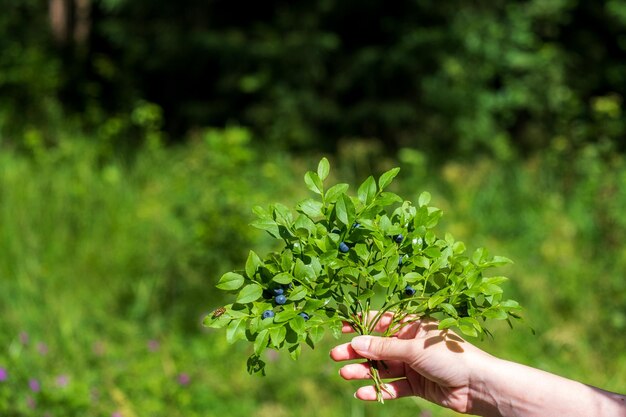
[367,296,427,335]
[367,361,392,403]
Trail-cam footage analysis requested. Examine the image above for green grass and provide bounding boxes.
[0,132,624,416]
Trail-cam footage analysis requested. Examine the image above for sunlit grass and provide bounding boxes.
[1,134,624,415]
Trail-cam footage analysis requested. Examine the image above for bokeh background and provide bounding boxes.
[1,1,626,416]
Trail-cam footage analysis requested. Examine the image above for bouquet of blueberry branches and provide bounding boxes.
[205,158,522,402]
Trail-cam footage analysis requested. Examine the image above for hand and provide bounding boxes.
[329,312,494,414]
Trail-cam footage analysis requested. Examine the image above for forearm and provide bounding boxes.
[469,357,626,417]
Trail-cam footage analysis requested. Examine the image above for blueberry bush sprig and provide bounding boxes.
[204,158,523,402]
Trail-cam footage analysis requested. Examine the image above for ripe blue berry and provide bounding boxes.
[339,242,350,253]
[352,222,361,229]
[271,286,284,296]
[262,310,275,319]
[275,294,287,305]
[404,285,416,296]
[394,234,404,243]
[298,312,310,321]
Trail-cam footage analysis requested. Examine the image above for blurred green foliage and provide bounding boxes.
[1,131,625,415]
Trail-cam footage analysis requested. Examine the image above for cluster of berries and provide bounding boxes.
[261,284,310,321]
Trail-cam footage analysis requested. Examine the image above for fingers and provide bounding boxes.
[350,335,416,362]
[354,378,414,401]
[338,361,406,380]
[330,342,362,361]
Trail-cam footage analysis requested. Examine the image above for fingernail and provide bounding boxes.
[353,392,358,399]
[351,335,370,352]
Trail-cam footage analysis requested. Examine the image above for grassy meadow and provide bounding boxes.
[1,129,625,416]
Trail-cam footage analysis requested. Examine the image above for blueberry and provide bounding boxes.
[404,285,416,296]
[394,234,404,243]
[352,222,361,229]
[262,310,275,319]
[275,294,287,305]
[398,255,405,266]
[271,286,284,296]
[298,312,310,321]
[339,242,350,253]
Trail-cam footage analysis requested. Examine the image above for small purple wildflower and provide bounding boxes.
[147,339,160,352]
[19,332,29,345]
[56,374,70,388]
[0,367,7,382]
[29,378,41,392]
[177,373,190,386]
[37,342,48,356]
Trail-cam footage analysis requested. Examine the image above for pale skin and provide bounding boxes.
[329,313,626,417]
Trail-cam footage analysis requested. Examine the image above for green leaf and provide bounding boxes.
[317,157,330,181]
[304,171,323,195]
[472,247,489,265]
[272,272,293,285]
[245,251,263,279]
[428,293,447,310]
[335,194,355,226]
[458,322,478,338]
[324,183,349,203]
[226,319,247,343]
[375,192,403,207]
[246,354,266,375]
[289,316,306,334]
[294,259,316,282]
[203,313,230,329]
[297,199,324,219]
[275,310,298,323]
[280,250,294,271]
[269,326,287,348]
[272,203,293,227]
[491,256,514,266]
[439,303,458,317]
[254,329,270,355]
[354,243,370,261]
[289,344,302,360]
[482,308,508,320]
[404,272,422,282]
[378,167,400,190]
[289,285,308,301]
[357,176,377,205]
[216,272,245,291]
[236,284,263,303]
[438,317,457,330]
[308,326,325,344]
[418,191,431,207]
[250,218,280,238]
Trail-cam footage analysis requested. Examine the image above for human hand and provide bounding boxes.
[329,312,495,414]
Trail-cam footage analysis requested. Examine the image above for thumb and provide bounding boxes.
[351,335,415,362]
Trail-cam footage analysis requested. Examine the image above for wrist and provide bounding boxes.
[466,354,507,417]
[466,356,626,417]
